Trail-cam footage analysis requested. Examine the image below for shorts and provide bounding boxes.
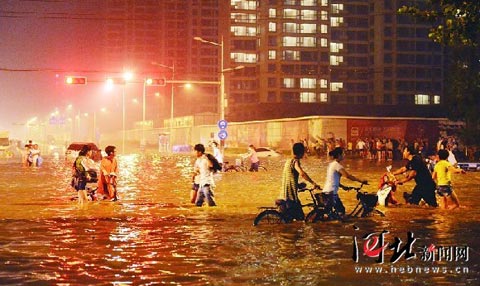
[76,179,87,191]
[437,185,453,197]
[190,183,199,204]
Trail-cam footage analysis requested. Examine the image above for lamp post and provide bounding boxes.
[106,72,133,154]
[142,79,147,146]
[193,36,244,121]
[151,61,175,151]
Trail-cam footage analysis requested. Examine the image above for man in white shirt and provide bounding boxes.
[193,144,216,206]
[211,141,223,169]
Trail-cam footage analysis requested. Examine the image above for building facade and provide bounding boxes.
[101,0,446,126]
[225,0,446,121]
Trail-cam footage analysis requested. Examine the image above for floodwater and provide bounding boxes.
[0,154,478,285]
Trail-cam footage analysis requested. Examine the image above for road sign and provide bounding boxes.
[217,119,228,129]
[218,130,228,140]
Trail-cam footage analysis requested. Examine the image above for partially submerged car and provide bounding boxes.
[65,142,102,162]
[255,147,282,158]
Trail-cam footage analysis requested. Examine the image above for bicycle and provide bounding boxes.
[253,183,319,226]
[253,183,385,225]
[327,183,385,218]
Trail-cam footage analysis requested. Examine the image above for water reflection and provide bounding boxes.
[0,155,478,285]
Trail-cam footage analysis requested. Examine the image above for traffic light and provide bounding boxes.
[145,77,166,86]
[65,76,87,85]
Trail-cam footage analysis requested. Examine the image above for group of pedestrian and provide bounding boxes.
[189,141,266,207]
[280,140,466,220]
[72,144,119,206]
[22,140,42,167]
[281,143,368,220]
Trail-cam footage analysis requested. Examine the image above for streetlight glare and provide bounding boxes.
[123,71,134,81]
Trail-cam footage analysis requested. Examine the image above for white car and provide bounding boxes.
[255,147,282,158]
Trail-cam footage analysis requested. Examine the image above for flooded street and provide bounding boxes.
[0,154,478,285]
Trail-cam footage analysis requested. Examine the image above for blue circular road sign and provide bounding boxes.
[218,130,228,140]
[218,119,228,130]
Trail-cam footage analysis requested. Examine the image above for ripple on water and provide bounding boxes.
[0,155,479,285]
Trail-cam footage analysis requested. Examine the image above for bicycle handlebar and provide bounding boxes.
[341,182,368,192]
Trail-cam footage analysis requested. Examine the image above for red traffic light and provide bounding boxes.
[65,76,87,85]
[145,77,166,86]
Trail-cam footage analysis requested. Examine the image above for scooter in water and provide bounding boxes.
[376,165,399,206]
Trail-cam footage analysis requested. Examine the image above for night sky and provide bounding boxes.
[0,0,105,137]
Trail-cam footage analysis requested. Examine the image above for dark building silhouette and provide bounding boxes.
[101,0,447,126]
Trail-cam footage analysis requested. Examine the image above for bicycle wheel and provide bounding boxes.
[253,210,286,226]
[305,208,329,223]
[258,166,267,171]
[224,166,239,172]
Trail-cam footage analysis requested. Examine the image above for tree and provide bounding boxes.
[399,1,480,145]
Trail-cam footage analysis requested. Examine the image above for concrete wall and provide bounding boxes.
[104,116,442,153]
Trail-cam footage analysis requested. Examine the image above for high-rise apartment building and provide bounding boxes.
[225,0,446,121]
[102,0,222,126]
[102,0,446,125]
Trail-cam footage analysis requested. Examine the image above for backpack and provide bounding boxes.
[206,153,222,173]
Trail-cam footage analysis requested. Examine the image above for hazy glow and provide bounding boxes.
[123,72,134,81]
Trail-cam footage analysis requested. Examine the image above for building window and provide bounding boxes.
[284,9,299,19]
[320,24,328,34]
[331,17,343,27]
[330,42,343,53]
[268,36,277,47]
[321,0,328,6]
[231,12,257,23]
[301,0,316,6]
[283,50,300,60]
[301,10,316,20]
[282,92,297,102]
[321,11,328,20]
[283,36,298,47]
[231,52,257,63]
[301,37,316,47]
[300,23,316,33]
[284,23,298,33]
[268,77,276,88]
[232,0,257,10]
[231,26,257,36]
[300,78,316,88]
[300,92,316,102]
[268,64,276,72]
[320,38,328,47]
[269,22,276,32]
[320,93,328,102]
[330,82,343,91]
[268,50,276,59]
[320,79,328,88]
[414,94,430,105]
[269,8,276,18]
[330,55,343,65]
[332,4,344,14]
[283,78,295,88]
[433,95,440,104]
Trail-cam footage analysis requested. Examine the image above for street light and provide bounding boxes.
[105,72,133,154]
[193,36,244,121]
[151,61,175,151]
